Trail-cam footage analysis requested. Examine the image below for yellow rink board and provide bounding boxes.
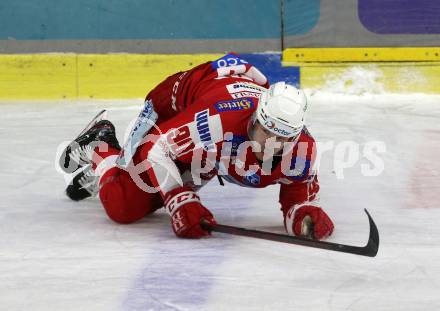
[283,47,440,94]
[295,62,440,94]
[0,54,222,100]
[2,52,440,99]
[283,47,440,62]
[0,54,77,99]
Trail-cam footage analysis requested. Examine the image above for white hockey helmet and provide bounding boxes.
[255,82,308,138]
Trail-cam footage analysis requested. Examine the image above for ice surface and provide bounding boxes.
[1,92,440,311]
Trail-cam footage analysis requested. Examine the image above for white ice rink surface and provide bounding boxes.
[1,92,440,311]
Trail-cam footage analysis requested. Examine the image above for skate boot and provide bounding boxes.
[66,164,99,201]
[60,115,121,172]
[60,111,121,200]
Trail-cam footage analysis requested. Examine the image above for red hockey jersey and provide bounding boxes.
[138,53,320,216]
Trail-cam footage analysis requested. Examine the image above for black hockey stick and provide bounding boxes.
[201,209,379,257]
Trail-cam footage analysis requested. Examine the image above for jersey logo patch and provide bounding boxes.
[228,135,246,157]
[243,171,261,186]
[231,91,262,99]
[214,98,254,112]
[211,53,248,70]
[226,82,266,94]
[287,157,311,180]
[195,109,215,151]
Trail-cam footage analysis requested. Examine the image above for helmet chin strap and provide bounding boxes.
[247,113,258,141]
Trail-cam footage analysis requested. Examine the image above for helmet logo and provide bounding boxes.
[264,120,275,129]
[263,120,291,136]
[271,127,290,136]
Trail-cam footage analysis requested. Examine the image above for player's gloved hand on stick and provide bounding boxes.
[284,204,334,240]
[164,186,216,238]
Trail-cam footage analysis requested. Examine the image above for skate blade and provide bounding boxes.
[76,110,108,138]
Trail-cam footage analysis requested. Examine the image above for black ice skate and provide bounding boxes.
[60,110,121,173]
[60,110,121,201]
[66,164,99,201]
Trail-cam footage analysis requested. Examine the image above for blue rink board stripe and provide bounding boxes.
[0,0,280,40]
[210,53,300,87]
[240,53,300,87]
[122,55,298,310]
[0,1,319,40]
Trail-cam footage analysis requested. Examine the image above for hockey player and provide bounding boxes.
[59,53,334,240]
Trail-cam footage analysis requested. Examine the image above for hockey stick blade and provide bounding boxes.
[201,209,379,257]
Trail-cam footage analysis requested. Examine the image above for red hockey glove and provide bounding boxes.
[164,186,216,238]
[284,204,334,240]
